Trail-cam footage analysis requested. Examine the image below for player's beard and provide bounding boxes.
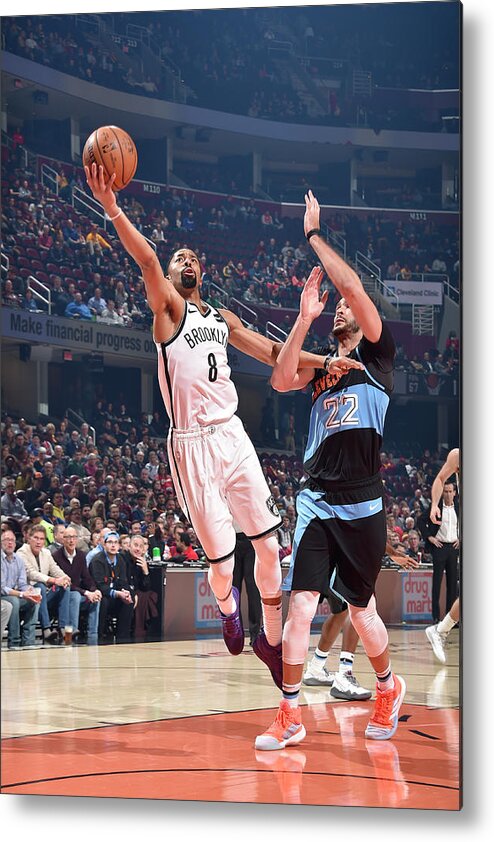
[181,268,197,289]
[333,318,359,338]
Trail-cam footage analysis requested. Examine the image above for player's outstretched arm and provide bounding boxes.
[220,309,327,376]
[84,164,171,314]
[304,190,382,343]
[270,267,363,392]
[430,447,460,524]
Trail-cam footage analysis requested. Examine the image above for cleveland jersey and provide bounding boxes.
[156,301,238,430]
[304,322,395,492]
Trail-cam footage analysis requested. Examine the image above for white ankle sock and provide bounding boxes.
[339,650,354,674]
[312,647,329,668]
[437,612,455,635]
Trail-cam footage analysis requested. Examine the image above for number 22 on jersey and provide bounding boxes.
[323,393,359,429]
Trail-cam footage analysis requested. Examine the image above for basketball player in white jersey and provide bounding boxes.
[425,447,460,663]
[85,164,361,681]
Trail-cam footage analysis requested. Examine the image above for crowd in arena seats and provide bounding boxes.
[1,16,162,99]
[1,146,459,343]
[2,396,448,649]
[3,7,458,132]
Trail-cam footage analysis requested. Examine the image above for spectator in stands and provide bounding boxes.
[47,522,66,554]
[99,299,124,324]
[1,529,41,649]
[39,502,56,545]
[405,529,423,562]
[47,231,67,262]
[173,532,198,563]
[1,479,29,522]
[86,223,111,256]
[67,506,91,552]
[131,491,148,523]
[65,292,92,320]
[88,287,107,316]
[445,330,459,359]
[277,515,293,561]
[2,279,21,308]
[52,526,102,645]
[38,223,53,251]
[18,523,71,643]
[90,531,134,643]
[57,169,71,201]
[23,471,47,513]
[282,407,296,452]
[124,533,158,639]
[63,218,85,248]
[66,451,85,478]
[432,255,447,274]
[66,429,81,458]
[21,288,40,312]
[243,283,258,303]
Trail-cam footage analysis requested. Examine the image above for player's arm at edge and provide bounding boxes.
[110,212,178,317]
[219,309,322,389]
[84,164,178,318]
[304,190,381,343]
[430,448,460,518]
[309,235,382,343]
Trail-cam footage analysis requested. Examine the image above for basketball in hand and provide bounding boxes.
[83,125,138,191]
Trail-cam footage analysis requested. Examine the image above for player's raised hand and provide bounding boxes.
[324,356,364,377]
[300,266,328,322]
[84,163,117,213]
[304,189,321,238]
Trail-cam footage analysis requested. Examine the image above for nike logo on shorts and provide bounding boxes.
[369,501,381,512]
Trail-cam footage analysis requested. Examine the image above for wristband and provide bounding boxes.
[323,354,333,371]
[108,208,122,222]
[306,228,321,242]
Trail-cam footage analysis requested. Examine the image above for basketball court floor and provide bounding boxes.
[1,628,460,809]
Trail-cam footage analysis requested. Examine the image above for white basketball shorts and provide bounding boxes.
[167,415,282,562]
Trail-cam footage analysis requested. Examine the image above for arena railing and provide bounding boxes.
[1,252,9,279]
[41,163,59,196]
[412,304,435,336]
[355,250,400,311]
[65,407,97,446]
[266,321,288,343]
[72,185,108,230]
[28,275,52,314]
[324,223,346,260]
[228,297,259,329]
[208,282,230,307]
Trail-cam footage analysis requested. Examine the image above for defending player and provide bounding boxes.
[84,165,361,681]
[425,447,460,663]
[256,190,406,749]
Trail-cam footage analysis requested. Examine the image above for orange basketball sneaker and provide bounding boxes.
[255,699,306,750]
[365,674,406,740]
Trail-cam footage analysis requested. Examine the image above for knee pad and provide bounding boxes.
[253,534,281,597]
[348,596,388,658]
[282,590,320,665]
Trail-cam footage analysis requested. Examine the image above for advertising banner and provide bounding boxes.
[385,280,443,304]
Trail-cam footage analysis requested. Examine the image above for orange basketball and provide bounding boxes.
[83,125,138,191]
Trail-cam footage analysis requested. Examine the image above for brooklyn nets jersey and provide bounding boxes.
[156,301,238,430]
[304,322,395,494]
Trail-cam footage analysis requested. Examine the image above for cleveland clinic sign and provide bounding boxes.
[385,280,443,305]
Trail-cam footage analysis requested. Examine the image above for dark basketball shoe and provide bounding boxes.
[219,586,244,655]
[253,630,283,690]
